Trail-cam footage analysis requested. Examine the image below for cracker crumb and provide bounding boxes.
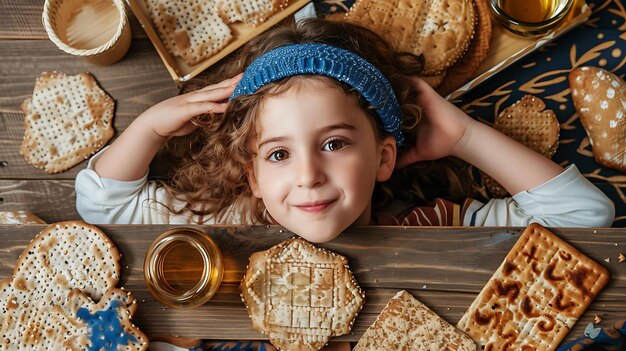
[619,253,625,263]
[594,315,602,324]
[605,258,611,263]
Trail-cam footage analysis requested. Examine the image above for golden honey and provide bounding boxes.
[144,228,223,308]
[489,0,574,36]
[499,0,557,22]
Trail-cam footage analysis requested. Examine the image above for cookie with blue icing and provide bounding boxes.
[53,287,148,351]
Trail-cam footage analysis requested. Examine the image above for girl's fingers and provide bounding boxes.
[198,72,244,91]
[188,83,237,103]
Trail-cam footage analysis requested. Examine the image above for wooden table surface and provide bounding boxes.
[1,224,625,344]
[1,0,626,347]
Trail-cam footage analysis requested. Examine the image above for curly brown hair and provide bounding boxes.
[163,18,473,224]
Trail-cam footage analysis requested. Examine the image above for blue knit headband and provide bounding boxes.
[230,43,404,145]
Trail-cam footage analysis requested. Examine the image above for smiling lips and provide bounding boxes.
[295,200,336,213]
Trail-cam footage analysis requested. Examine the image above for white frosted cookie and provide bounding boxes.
[240,238,365,351]
[570,66,626,171]
[20,71,114,174]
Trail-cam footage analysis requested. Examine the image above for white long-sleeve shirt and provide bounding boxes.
[76,149,615,227]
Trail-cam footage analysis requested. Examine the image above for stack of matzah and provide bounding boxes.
[328,0,492,95]
[145,0,288,66]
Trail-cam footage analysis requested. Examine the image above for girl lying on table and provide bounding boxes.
[75,18,614,351]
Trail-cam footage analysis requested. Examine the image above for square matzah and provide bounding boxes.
[457,223,610,351]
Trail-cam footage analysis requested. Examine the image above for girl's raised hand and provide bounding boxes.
[396,77,475,168]
[141,73,243,140]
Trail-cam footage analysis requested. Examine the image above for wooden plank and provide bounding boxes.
[0,225,624,342]
[0,0,147,39]
[0,180,80,222]
[0,39,179,179]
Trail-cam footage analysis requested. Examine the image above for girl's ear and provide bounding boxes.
[376,136,397,182]
[247,167,262,198]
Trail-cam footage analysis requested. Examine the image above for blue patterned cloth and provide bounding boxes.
[451,0,626,226]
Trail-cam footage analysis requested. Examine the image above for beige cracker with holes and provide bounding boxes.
[483,94,560,197]
[20,71,114,174]
[0,221,147,350]
[354,290,477,350]
[240,238,365,351]
[217,0,289,26]
[145,0,232,66]
[457,223,609,351]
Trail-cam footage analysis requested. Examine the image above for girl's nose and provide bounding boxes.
[296,154,326,188]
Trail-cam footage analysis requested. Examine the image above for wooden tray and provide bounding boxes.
[448,0,592,100]
[127,0,311,83]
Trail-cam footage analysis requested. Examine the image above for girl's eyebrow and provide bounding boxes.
[257,136,287,150]
[257,123,357,149]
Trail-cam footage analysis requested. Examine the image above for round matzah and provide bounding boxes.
[0,221,122,349]
[329,0,476,76]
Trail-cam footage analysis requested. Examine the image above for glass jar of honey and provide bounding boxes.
[144,228,223,308]
[489,0,575,36]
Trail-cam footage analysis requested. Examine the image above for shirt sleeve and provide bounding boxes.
[464,164,615,227]
[75,147,223,225]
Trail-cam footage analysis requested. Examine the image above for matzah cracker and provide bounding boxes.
[354,290,477,351]
[146,0,233,66]
[484,95,560,197]
[20,71,114,174]
[457,223,610,351]
[330,0,475,75]
[570,66,626,171]
[217,0,288,26]
[240,238,365,351]
[0,221,148,350]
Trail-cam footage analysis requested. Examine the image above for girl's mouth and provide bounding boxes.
[295,200,336,213]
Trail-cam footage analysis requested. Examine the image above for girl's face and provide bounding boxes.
[247,77,396,242]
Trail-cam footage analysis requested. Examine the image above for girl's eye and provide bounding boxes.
[268,149,289,162]
[323,139,346,151]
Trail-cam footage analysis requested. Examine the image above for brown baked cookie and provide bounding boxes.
[240,238,365,351]
[483,94,560,197]
[20,71,114,174]
[354,290,477,350]
[570,66,626,171]
[437,0,492,96]
[457,223,609,351]
[329,0,475,76]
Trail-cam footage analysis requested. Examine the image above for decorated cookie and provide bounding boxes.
[0,221,148,350]
[53,288,148,351]
[570,66,626,171]
[240,238,365,351]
